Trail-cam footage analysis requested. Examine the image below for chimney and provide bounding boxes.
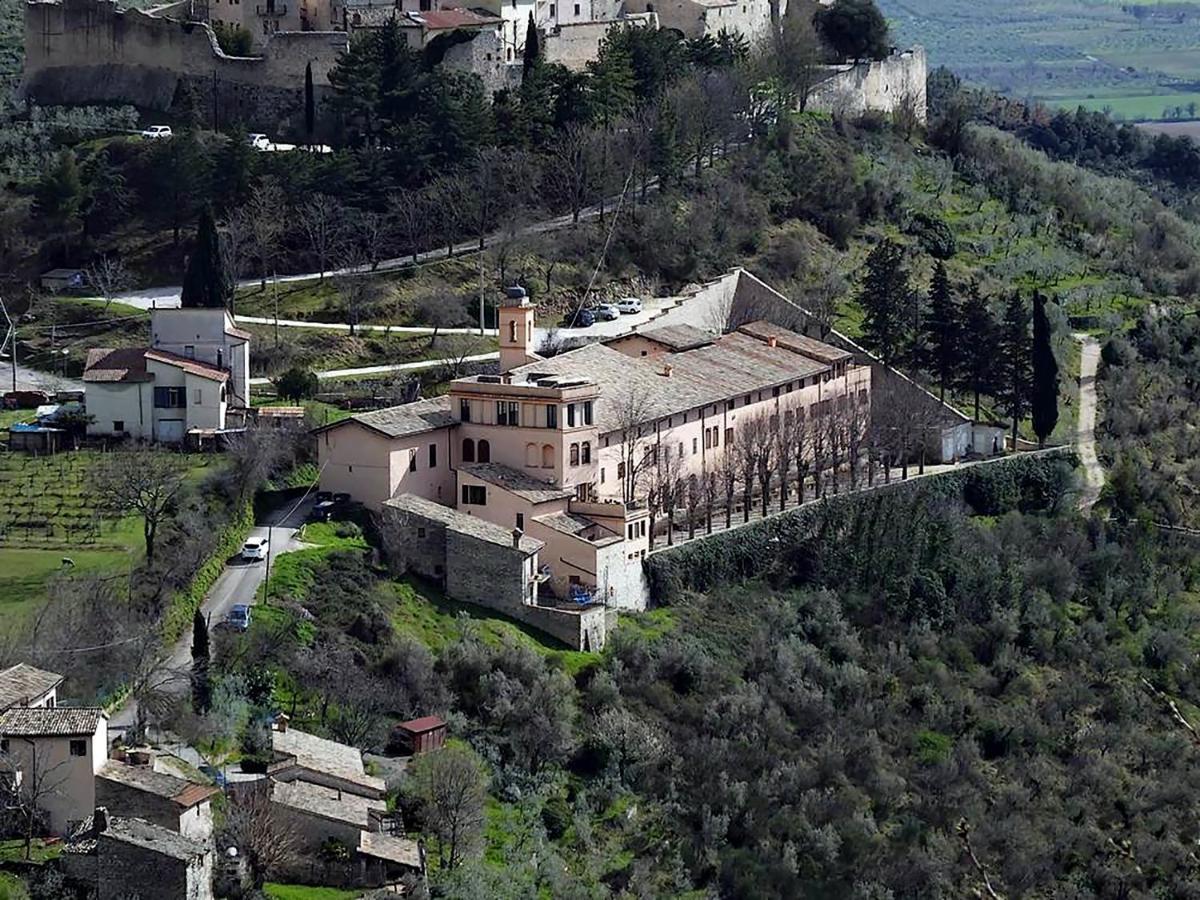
[767,336,778,348]
[94,807,109,835]
[274,712,290,733]
[512,528,523,548]
[660,364,673,378]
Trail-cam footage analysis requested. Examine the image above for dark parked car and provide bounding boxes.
[562,308,595,328]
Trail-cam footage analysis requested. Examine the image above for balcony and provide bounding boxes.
[256,3,287,14]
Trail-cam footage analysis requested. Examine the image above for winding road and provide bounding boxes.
[1074,333,1104,511]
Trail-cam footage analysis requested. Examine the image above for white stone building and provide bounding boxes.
[0,706,109,834]
[83,306,250,443]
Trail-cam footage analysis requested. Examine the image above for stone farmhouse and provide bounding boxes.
[83,305,251,443]
[318,289,872,647]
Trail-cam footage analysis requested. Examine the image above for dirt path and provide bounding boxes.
[1074,333,1104,511]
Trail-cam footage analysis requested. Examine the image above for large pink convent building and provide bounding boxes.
[316,289,871,649]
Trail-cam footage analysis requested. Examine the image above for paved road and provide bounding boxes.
[108,498,313,737]
[1074,333,1104,511]
[3,361,84,394]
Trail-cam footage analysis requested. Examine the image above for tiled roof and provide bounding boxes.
[510,323,839,434]
[737,321,853,364]
[0,706,104,736]
[402,7,502,28]
[144,349,230,382]
[628,323,715,350]
[532,511,597,537]
[272,726,385,796]
[83,348,152,383]
[383,493,544,554]
[358,830,422,868]
[101,817,209,861]
[98,760,218,808]
[395,715,446,734]
[458,462,575,503]
[317,396,456,439]
[271,779,386,828]
[0,663,63,710]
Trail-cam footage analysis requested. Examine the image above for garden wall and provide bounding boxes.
[644,449,1079,604]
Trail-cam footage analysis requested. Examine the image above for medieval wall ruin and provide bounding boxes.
[809,46,928,123]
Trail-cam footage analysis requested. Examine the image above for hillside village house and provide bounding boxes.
[0,706,109,834]
[0,663,63,711]
[318,290,871,644]
[95,760,218,842]
[84,306,251,443]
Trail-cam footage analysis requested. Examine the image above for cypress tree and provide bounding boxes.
[858,239,912,367]
[191,610,211,714]
[1030,291,1059,447]
[925,261,960,403]
[522,13,540,77]
[180,207,234,311]
[304,61,315,139]
[958,282,999,422]
[999,291,1033,450]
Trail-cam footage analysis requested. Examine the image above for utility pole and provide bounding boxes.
[0,295,15,392]
[478,249,486,336]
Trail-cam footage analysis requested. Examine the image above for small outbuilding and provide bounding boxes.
[391,716,447,755]
[40,268,86,292]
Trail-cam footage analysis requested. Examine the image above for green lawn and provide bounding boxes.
[263,885,360,900]
[1045,91,1200,121]
[0,451,221,632]
[0,872,28,900]
[0,839,61,864]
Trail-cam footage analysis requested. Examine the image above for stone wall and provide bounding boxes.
[541,14,654,71]
[808,46,928,123]
[22,0,346,138]
[97,832,212,900]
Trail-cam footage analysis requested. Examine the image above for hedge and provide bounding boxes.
[162,499,255,644]
[644,450,1079,605]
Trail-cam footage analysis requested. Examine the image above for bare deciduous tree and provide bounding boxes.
[717,441,739,528]
[247,178,286,290]
[95,448,185,563]
[410,745,487,870]
[435,334,489,381]
[299,193,345,282]
[85,255,133,312]
[218,207,252,285]
[415,292,470,348]
[545,123,599,225]
[613,386,657,505]
[222,790,301,888]
[387,187,429,264]
[0,741,70,859]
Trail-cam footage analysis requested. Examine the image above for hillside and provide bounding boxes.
[881,0,1200,121]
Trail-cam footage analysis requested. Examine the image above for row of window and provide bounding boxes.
[459,398,593,429]
[461,439,492,463]
[407,443,439,473]
[626,519,647,540]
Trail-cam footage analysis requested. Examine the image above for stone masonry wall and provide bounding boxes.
[94,778,181,834]
[808,46,928,123]
[22,0,345,137]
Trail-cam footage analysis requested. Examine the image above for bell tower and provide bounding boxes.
[498,286,539,374]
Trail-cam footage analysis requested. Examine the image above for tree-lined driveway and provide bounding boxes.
[108,498,312,739]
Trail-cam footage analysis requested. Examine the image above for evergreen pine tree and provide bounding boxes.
[999,291,1033,449]
[181,207,234,311]
[958,282,999,422]
[191,610,211,714]
[924,261,960,403]
[857,239,912,367]
[305,61,315,139]
[35,150,84,254]
[1030,290,1059,447]
[522,13,540,77]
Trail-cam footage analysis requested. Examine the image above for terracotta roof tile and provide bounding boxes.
[83,348,152,383]
[98,760,218,808]
[144,349,230,382]
[0,706,104,736]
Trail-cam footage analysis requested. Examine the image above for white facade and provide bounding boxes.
[150,308,250,410]
[0,715,108,835]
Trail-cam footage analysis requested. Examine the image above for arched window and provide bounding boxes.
[478,439,491,463]
[569,443,580,466]
[509,320,517,343]
[462,438,476,463]
[525,443,539,467]
[542,444,554,468]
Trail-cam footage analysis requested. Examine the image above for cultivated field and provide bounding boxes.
[882,0,1200,121]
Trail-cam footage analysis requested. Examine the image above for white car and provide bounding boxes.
[593,303,620,321]
[617,297,642,314]
[141,125,173,139]
[246,133,272,151]
[241,537,269,562]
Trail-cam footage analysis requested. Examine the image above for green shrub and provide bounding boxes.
[914,729,952,765]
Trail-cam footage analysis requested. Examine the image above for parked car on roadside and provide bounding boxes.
[617,297,642,314]
[562,308,595,328]
[593,303,619,321]
[311,499,337,522]
[246,133,272,151]
[241,537,269,562]
[141,125,173,139]
[226,604,252,631]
